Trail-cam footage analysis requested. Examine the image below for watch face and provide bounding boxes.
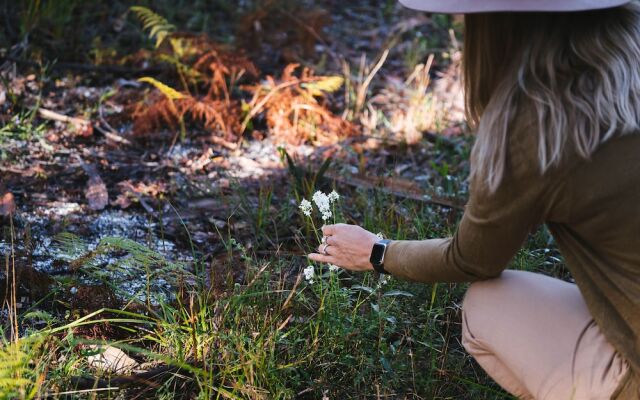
[370,242,387,265]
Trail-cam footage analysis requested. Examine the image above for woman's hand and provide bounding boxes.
[308,224,379,271]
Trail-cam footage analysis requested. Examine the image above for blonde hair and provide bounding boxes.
[464,3,640,191]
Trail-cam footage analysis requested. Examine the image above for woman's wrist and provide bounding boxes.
[370,239,392,274]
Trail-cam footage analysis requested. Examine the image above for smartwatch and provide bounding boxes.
[369,239,392,274]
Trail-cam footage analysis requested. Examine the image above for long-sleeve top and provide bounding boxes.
[383,113,640,399]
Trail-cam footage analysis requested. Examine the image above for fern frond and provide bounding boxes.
[54,232,88,260]
[98,237,167,267]
[301,76,344,96]
[0,338,39,393]
[138,77,185,100]
[130,6,175,48]
[156,54,202,84]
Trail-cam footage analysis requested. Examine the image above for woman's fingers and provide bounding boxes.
[316,243,337,254]
[321,224,338,236]
[308,252,334,264]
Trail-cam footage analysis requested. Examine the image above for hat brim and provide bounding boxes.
[399,0,631,13]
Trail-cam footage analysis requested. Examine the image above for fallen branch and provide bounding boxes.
[66,364,188,391]
[325,171,466,211]
[1,55,162,75]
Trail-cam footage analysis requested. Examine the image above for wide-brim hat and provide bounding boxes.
[399,0,632,13]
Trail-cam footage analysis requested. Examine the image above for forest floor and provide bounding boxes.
[0,1,566,398]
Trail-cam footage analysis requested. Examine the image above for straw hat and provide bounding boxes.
[399,0,632,13]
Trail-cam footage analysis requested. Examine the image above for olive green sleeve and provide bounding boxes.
[383,132,551,283]
[383,192,543,283]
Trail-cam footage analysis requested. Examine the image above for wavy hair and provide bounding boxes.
[464,3,640,191]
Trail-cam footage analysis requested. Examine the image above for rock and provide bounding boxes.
[87,345,138,373]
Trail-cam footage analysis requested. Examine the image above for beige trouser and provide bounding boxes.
[462,270,630,400]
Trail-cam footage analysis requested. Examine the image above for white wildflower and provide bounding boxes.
[312,191,332,221]
[376,232,385,240]
[328,190,340,203]
[379,275,391,285]
[321,210,332,221]
[299,199,312,217]
[303,265,315,283]
[329,264,340,272]
[312,191,330,211]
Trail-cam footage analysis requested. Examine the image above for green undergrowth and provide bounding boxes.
[0,178,532,399]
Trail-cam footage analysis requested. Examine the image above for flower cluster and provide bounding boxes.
[312,191,332,221]
[303,265,315,284]
[299,190,340,222]
[299,199,312,217]
[298,190,342,284]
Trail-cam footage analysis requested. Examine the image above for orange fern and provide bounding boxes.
[244,64,358,144]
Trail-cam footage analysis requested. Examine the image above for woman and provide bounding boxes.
[309,1,640,399]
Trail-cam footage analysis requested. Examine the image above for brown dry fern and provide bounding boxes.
[244,63,358,145]
[133,92,241,142]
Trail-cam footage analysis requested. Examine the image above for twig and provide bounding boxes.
[94,124,132,146]
[38,108,89,128]
[38,107,132,145]
[98,103,132,145]
[210,135,237,150]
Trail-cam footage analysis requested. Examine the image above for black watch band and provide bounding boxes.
[369,239,392,274]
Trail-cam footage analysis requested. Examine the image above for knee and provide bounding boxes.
[461,270,531,348]
[462,270,528,317]
[461,279,492,349]
[461,273,514,350]
[462,277,500,327]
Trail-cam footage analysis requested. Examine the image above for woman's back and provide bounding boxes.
[545,133,640,397]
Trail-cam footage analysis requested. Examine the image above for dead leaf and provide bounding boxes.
[114,193,132,209]
[114,180,166,212]
[0,191,16,216]
[84,167,108,211]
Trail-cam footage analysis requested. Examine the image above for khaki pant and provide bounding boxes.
[462,270,629,400]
